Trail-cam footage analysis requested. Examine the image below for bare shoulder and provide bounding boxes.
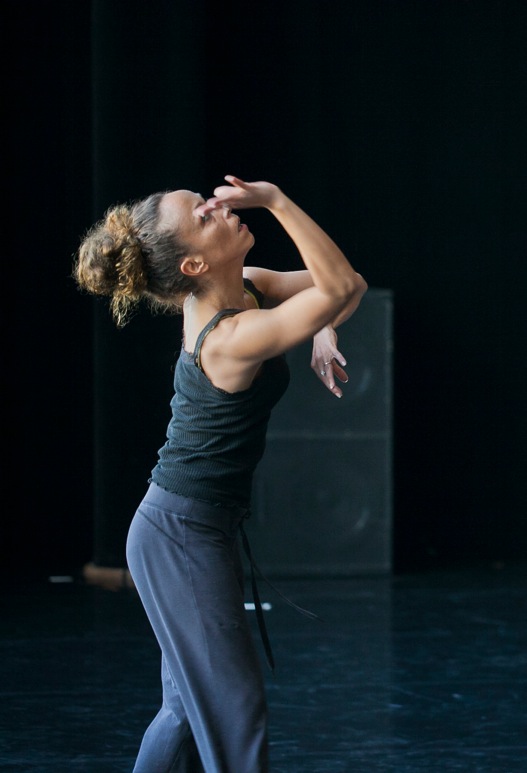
[197,309,265,391]
[205,307,262,351]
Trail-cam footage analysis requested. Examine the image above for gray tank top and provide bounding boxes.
[150,280,290,507]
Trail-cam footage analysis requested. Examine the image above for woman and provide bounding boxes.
[74,175,367,772]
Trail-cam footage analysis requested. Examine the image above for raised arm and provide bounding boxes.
[196,176,367,370]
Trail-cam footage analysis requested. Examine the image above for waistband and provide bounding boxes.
[143,482,250,534]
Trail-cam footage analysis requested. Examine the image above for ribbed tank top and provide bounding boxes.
[150,280,290,508]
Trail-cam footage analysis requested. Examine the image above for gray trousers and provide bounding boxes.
[126,482,269,773]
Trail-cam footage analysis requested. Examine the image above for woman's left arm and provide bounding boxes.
[243,266,364,397]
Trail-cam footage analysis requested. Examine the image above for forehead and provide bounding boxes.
[158,189,203,231]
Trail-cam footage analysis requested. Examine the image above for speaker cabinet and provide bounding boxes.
[249,289,393,576]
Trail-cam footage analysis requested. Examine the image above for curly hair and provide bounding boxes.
[73,192,196,327]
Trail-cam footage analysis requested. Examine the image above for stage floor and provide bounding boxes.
[1,563,526,772]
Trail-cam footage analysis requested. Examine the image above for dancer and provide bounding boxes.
[74,175,367,772]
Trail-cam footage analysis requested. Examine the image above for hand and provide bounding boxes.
[194,175,281,217]
[311,325,349,398]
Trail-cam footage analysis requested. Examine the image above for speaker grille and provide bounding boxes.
[249,289,393,577]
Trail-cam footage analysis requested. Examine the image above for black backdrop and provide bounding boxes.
[4,0,526,580]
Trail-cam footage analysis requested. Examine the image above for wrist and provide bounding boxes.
[267,189,290,213]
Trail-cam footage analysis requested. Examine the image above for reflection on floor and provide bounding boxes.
[1,563,526,772]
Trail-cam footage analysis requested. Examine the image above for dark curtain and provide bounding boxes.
[5,0,527,579]
[89,1,207,565]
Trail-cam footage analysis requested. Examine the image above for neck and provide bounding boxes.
[191,274,246,313]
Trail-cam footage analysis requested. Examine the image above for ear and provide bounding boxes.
[179,256,209,277]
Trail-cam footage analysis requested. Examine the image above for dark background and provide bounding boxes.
[4,0,526,580]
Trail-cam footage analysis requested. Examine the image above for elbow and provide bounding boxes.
[357,273,368,296]
[341,271,368,303]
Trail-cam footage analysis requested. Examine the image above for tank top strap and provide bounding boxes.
[192,279,263,371]
[242,277,263,309]
[194,308,242,371]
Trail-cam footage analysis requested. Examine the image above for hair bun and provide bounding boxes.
[75,204,148,326]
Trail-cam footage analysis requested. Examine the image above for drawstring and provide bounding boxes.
[239,520,322,674]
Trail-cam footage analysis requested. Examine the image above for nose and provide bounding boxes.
[222,205,232,217]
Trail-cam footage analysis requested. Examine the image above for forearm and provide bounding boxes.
[268,192,362,300]
[203,176,366,306]
[327,276,368,328]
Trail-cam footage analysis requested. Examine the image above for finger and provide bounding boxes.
[332,363,349,384]
[317,366,342,398]
[193,200,224,218]
[212,185,245,200]
[326,378,342,397]
[213,178,247,197]
[319,358,337,377]
[328,382,343,399]
[224,174,247,188]
[319,357,334,376]
[326,351,348,384]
